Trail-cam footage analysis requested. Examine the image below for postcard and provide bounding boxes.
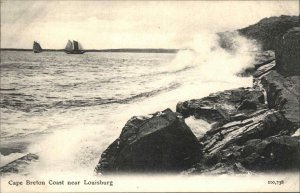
[0,0,299,192]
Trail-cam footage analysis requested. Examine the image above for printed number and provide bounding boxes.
[268,180,284,185]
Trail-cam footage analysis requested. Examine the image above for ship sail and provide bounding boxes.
[64,40,85,54]
[73,40,79,51]
[33,41,42,53]
[78,42,84,50]
[65,40,73,52]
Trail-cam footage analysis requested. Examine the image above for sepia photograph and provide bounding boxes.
[0,0,299,192]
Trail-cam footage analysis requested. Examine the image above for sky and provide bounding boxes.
[1,0,299,49]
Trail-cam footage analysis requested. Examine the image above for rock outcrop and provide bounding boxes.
[241,136,300,171]
[0,153,38,175]
[95,109,202,174]
[176,88,266,128]
[235,50,275,77]
[252,50,275,69]
[199,109,294,154]
[253,60,275,78]
[275,27,300,76]
[259,70,300,126]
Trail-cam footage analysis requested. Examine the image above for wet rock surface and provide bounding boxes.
[95,109,202,174]
[176,88,266,128]
[239,50,275,77]
[252,50,275,69]
[0,153,38,175]
[253,60,276,78]
[199,110,294,154]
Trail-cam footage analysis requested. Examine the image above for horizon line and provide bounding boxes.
[0,48,182,53]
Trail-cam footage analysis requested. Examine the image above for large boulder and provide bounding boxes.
[95,109,202,174]
[241,136,300,171]
[259,70,300,126]
[275,27,300,76]
[176,88,266,128]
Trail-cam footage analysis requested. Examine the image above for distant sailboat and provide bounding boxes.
[33,41,42,53]
[65,40,85,54]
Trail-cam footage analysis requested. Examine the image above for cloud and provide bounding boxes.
[1,1,298,49]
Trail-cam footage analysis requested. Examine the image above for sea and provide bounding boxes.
[0,37,254,178]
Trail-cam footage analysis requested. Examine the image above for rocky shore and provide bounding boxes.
[95,15,300,175]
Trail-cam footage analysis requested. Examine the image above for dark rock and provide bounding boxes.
[187,161,249,175]
[240,51,275,77]
[241,136,300,171]
[238,15,299,50]
[187,109,295,174]
[253,50,275,69]
[253,60,276,78]
[233,162,248,173]
[199,109,294,155]
[237,100,257,110]
[0,153,38,175]
[176,88,266,127]
[275,27,300,76]
[292,128,300,137]
[95,109,202,174]
[259,70,300,126]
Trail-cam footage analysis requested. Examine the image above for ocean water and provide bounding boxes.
[0,37,253,177]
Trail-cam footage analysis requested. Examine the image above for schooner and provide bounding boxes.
[33,41,42,53]
[65,40,85,54]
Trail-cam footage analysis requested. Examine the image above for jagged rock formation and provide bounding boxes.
[238,50,275,77]
[253,60,275,78]
[95,109,202,174]
[178,24,300,174]
[252,50,275,69]
[176,88,266,128]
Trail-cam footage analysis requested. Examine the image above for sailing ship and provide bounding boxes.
[65,40,85,54]
[33,41,42,53]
